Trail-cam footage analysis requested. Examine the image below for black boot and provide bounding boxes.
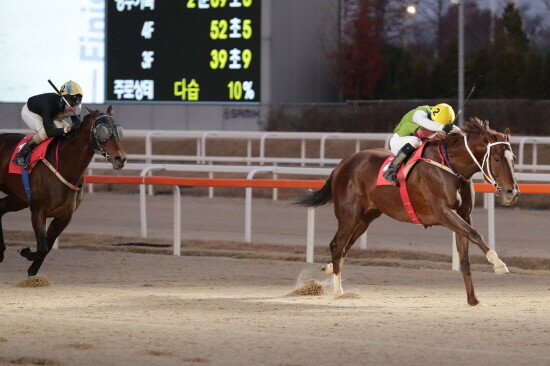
[12,139,39,168]
[383,143,416,186]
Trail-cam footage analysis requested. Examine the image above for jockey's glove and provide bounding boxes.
[442,123,454,134]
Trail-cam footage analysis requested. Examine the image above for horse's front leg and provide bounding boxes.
[454,219,479,306]
[27,213,73,276]
[437,208,509,274]
[19,208,48,264]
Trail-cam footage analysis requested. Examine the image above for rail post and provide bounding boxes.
[173,185,181,256]
[452,233,459,271]
[487,193,495,250]
[139,165,166,237]
[306,206,315,263]
[245,167,274,242]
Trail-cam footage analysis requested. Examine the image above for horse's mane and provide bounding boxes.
[444,117,500,147]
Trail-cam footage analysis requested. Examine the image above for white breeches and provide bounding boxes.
[389,133,422,155]
[21,103,69,142]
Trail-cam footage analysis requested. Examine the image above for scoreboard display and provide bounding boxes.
[106,0,261,104]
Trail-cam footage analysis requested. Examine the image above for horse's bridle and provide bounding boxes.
[463,134,512,190]
[72,113,123,158]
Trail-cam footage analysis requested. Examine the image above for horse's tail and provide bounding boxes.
[294,174,333,207]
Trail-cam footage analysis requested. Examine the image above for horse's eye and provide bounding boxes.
[494,156,501,162]
[96,125,112,142]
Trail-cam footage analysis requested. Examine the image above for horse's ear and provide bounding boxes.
[85,107,95,115]
[107,105,114,116]
[504,128,511,141]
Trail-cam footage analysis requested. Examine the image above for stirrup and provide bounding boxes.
[12,156,28,168]
[384,170,398,186]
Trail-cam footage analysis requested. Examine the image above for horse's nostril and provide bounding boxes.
[112,156,126,167]
[505,189,519,201]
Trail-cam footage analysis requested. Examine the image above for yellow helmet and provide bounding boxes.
[430,103,455,124]
[60,80,83,96]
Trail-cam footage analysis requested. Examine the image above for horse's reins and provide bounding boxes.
[416,133,511,191]
[417,144,469,183]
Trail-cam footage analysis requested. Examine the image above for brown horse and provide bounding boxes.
[0,106,126,276]
[297,118,519,306]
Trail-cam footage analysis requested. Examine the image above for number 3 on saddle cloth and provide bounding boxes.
[8,135,57,200]
[377,142,432,226]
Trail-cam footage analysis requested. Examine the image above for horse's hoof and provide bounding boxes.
[0,253,4,263]
[468,298,480,306]
[333,288,344,296]
[321,263,333,274]
[18,247,31,258]
[494,265,509,274]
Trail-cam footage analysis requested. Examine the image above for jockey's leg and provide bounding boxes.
[11,134,41,168]
[15,103,49,168]
[383,143,416,186]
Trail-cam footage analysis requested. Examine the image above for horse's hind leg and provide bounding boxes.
[0,194,28,262]
[27,213,73,276]
[323,208,381,295]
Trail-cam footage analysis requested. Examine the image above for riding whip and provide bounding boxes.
[453,76,482,124]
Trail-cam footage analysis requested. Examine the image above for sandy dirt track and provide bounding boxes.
[1,247,549,366]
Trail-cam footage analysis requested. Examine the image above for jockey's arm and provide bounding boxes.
[412,110,447,132]
[42,106,68,138]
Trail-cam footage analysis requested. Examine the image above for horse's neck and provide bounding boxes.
[54,124,95,182]
[440,137,483,179]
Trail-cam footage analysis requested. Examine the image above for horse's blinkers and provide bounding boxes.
[91,115,123,154]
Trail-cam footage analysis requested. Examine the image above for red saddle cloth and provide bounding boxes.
[9,135,55,174]
[376,142,431,226]
[376,142,428,186]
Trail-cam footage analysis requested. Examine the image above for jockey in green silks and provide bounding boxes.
[383,103,461,186]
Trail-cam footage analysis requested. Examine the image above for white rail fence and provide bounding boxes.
[3,128,548,268]
[86,162,550,269]
[3,129,549,171]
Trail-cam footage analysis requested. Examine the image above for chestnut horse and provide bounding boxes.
[297,118,519,306]
[0,106,126,276]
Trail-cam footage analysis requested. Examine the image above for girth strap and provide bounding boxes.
[395,141,469,226]
[397,168,423,225]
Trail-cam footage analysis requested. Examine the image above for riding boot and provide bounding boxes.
[12,139,39,168]
[383,143,416,186]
